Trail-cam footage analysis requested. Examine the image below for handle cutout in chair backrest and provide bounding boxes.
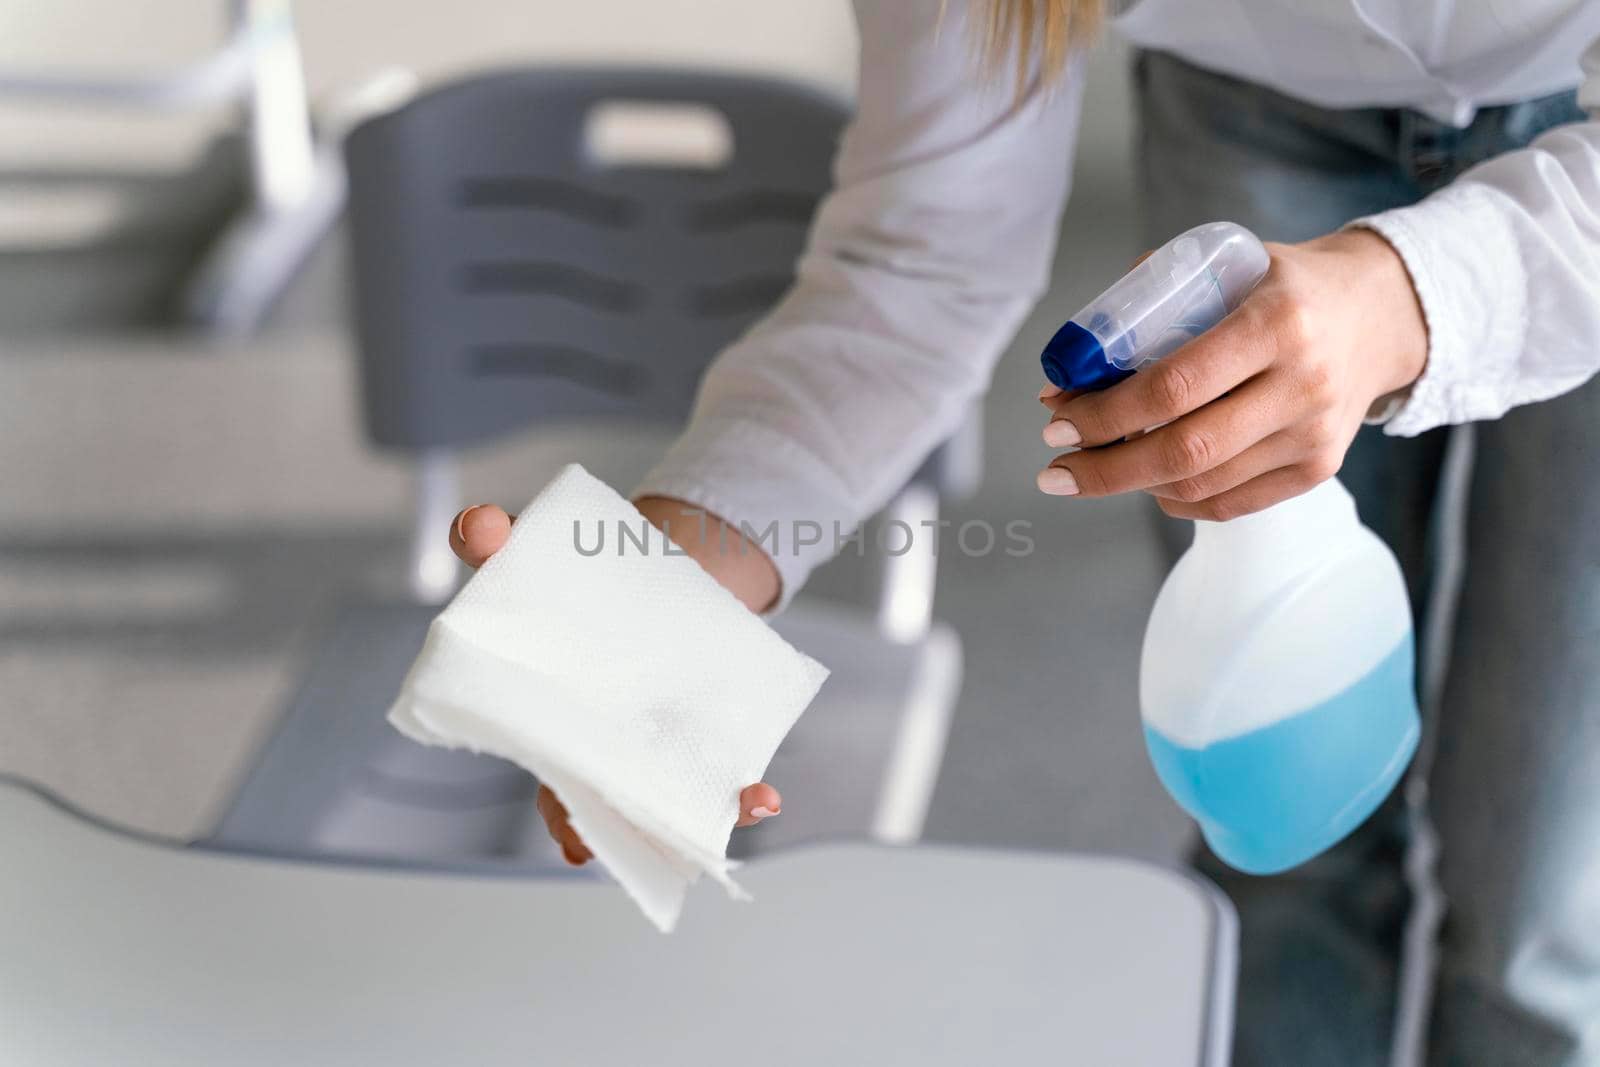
[584,101,734,171]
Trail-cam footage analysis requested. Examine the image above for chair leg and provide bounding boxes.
[238,0,317,214]
[185,0,337,334]
[875,483,940,643]
[872,624,963,844]
[409,450,461,605]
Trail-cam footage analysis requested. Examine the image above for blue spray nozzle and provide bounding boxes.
[1040,319,1133,392]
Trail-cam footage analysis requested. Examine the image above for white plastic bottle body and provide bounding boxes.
[1040,220,1421,874]
[1140,480,1420,873]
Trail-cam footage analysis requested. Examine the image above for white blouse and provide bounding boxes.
[637,0,1600,604]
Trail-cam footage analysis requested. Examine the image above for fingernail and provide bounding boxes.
[1037,467,1080,496]
[750,805,779,820]
[1043,419,1081,448]
[1038,382,1063,401]
[453,505,482,544]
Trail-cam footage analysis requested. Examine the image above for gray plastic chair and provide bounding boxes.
[208,68,975,870]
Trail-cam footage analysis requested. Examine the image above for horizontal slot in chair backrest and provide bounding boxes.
[344,68,849,451]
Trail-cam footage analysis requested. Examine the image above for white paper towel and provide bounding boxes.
[388,463,829,931]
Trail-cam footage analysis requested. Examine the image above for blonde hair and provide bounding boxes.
[976,0,1103,86]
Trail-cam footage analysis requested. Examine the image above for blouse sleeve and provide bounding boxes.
[635,0,1085,606]
[1352,34,1600,437]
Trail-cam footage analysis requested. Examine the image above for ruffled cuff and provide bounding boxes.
[1346,181,1528,436]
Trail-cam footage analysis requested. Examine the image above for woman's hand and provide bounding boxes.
[448,501,783,867]
[1037,229,1428,520]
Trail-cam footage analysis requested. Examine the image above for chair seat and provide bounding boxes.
[205,602,558,870]
[743,600,961,855]
[204,598,961,871]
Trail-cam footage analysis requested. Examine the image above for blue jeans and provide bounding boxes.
[1135,50,1599,1067]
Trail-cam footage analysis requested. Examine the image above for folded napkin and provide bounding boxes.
[388,463,829,931]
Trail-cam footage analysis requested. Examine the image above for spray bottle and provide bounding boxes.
[1042,221,1420,874]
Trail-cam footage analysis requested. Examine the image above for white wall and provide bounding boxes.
[294,1,857,96]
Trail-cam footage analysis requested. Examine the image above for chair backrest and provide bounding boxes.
[344,68,848,451]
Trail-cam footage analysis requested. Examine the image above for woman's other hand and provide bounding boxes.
[1037,229,1428,520]
[447,501,783,867]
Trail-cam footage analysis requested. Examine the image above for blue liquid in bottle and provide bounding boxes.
[1142,635,1421,874]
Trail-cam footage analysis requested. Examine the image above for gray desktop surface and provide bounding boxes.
[1,777,1232,1066]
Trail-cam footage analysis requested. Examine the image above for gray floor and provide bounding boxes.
[908,173,1193,863]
